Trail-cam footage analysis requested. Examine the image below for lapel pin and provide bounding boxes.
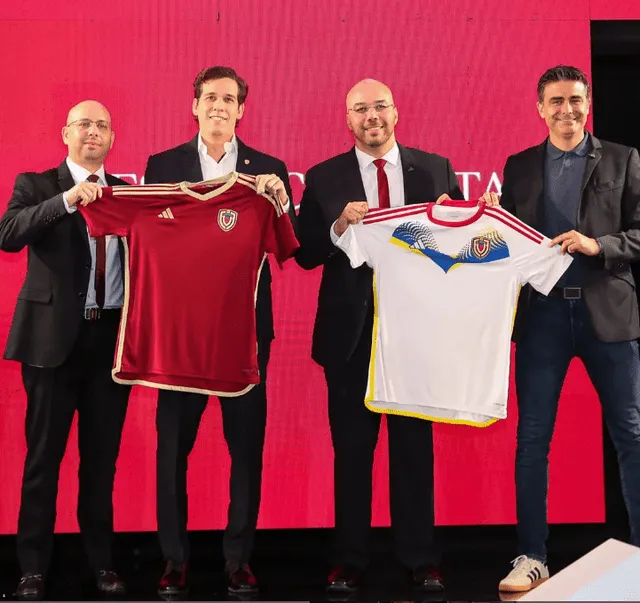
[244,159,250,165]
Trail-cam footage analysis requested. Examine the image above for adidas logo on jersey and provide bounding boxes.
[158,208,175,219]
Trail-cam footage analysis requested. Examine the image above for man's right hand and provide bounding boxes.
[333,201,369,237]
[66,182,103,207]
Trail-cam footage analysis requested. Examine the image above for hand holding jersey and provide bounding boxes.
[436,191,501,206]
[254,172,289,208]
[65,180,103,207]
[333,201,369,237]
[549,229,602,255]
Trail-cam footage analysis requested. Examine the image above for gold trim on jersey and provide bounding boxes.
[111,237,260,397]
[235,172,288,217]
[364,272,499,428]
[179,171,238,200]
[112,172,287,217]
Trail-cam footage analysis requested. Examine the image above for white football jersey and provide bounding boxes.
[335,201,573,427]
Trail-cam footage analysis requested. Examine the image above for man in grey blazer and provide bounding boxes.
[498,65,640,594]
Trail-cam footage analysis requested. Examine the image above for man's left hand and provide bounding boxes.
[479,192,500,206]
[435,192,500,206]
[549,230,601,256]
[255,173,288,206]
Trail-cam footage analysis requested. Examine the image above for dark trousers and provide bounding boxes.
[325,310,438,570]
[17,312,130,577]
[156,339,270,567]
[515,295,640,562]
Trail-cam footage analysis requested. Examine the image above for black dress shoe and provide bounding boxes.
[410,565,444,591]
[327,565,362,593]
[97,570,126,595]
[158,562,188,596]
[226,562,259,595]
[15,574,44,601]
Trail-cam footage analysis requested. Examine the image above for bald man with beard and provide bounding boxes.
[0,100,131,600]
[296,79,465,594]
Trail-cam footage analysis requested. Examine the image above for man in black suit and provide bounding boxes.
[0,100,131,600]
[295,78,468,594]
[144,66,295,597]
[497,65,640,594]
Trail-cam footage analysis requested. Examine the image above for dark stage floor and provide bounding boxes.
[0,524,627,601]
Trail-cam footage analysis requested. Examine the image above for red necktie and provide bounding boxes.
[86,174,105,308]
[373,159,390,209]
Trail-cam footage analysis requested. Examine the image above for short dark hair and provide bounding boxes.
[193,66,248,105]
[537,65,590,103]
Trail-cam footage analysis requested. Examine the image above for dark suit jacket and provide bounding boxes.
[500,134,640,343]
[143,135,296,344]
[0,161,127,367]
[295,144,464,369]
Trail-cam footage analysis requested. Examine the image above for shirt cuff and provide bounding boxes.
[596,237,605,258]
[62,192,77,214]
[330,220,341,245]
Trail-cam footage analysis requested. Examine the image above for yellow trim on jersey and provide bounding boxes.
[364,271,499,428]
[111,238,259,397]
[364,403,499,428]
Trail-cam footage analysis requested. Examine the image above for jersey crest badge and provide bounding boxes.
[470,236,491,259]
[218,209,238,231]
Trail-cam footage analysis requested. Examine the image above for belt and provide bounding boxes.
[546,286,582,300]
[83,308,122,321]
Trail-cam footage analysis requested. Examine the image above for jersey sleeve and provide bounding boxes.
[265,200,300,266]
[78,186,141,237]
[498,212,573,295]
[333,221,376,268]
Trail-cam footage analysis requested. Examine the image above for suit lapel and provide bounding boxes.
[57,160,90,251]
[236,137,253,173]
[398,144,419,205]
[576,135,602,229]
[521,142,546,230]
[338,148,367,206]
[580,134,601,197]
[184,135,204,182]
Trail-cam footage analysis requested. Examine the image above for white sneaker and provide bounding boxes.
[499,555,549,592]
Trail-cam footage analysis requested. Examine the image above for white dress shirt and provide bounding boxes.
[197,133,290,212]
[62,157,124,309]
[330,143,405,243]
[198,133,238,180]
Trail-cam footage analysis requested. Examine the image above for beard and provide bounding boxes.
[356,121,392,148]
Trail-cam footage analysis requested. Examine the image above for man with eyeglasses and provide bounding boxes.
[0,100,131,600]
[296,78,470,594]
[143,66,296,597]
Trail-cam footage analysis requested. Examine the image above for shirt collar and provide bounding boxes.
[198,133,238,160]
[65,157,106,185]
[355,143,400,170]
[547,131,591,160]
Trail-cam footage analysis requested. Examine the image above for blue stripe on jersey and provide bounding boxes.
[391,221,510,273]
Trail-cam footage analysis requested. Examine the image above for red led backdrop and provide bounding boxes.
[1,0,637,533]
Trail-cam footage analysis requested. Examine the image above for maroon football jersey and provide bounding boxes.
[80,172,299,396]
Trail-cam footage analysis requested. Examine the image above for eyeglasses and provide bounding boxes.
[348,103,394,115]
[66,119,111,132]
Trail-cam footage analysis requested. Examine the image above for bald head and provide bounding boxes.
[62,99,114,170]
[66,100,111,127]
[345,79,398,158]
[346,79,394,110]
